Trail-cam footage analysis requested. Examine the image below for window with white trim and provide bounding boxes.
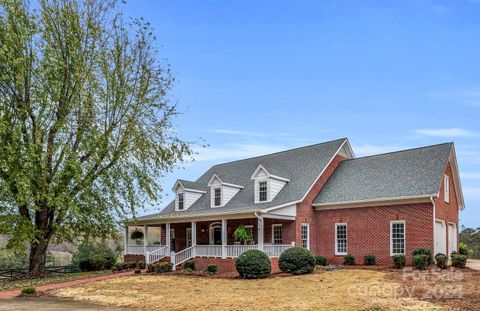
[177,193,184,210]
[335,223,347,255]
[301,223,310,250]
[214,187,222,206]
[444,175,450,203]
[259,181,268,202]
[390,220,405,255]
[186,228,192,247]
[272,224,283,244]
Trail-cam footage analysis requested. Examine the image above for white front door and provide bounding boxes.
[448,223,457,255]
[435,220,447,255]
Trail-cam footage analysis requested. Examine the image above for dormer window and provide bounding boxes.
[177,193,184,210]
[259,181,268,202]
[214,188,222,206]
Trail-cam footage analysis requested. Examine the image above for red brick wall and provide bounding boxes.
[434,162,460,254]
[314,203,434,265]
[296,154,347,249]
[193,257,281,274]
[124,254,145,263]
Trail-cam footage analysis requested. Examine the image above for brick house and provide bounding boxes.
[125,138,464,271]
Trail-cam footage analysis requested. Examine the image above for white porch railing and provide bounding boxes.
[225,245,258,257]
[146,246,168,264]
[263,244,293,257]
[195,245,222,257]
[126,245,164,255]
[171,246,194,268]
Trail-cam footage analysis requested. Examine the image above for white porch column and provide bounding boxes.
[257,217,264,251]
[221,219,227,259]
[191,221,197,257]
[124,225,129,255]
[166,223,171,254]
[143,225,148,254]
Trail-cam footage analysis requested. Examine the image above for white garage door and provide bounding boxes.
[435,220,447,255]
[448,223,457,255]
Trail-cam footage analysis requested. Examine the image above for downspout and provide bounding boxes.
[430,197,436,255]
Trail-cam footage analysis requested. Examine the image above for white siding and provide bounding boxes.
[175,190,203,211]
[270,178,287,200]
[255,169,268,179]
[223,185,241,205]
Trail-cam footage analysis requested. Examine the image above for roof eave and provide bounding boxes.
[313,194,437,210]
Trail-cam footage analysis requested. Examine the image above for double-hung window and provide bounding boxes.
[259,181,268,202]
[335,223,347,255]
[245,225,254,242]
[301,223,310,250]
[444,175,450,203]
[214,188,222,206]
[186,228,192,247]
[177,193,184,210]
[390,220,405,255]
[272,224,283,244]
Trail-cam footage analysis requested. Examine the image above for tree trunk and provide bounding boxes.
[28,241,49,277]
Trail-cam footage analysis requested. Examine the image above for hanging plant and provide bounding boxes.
[233,225,251,244]
[130,230,144,241]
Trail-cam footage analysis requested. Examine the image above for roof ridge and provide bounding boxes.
[208,137,347,168]
[343,142,453,162]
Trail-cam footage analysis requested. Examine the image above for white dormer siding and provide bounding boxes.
[172,181,205,211]
[251,165,289,204]
[207,174,243,208]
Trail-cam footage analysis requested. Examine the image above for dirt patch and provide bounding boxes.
[51,269,440,311]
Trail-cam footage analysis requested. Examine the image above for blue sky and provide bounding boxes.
[124,1,480,228]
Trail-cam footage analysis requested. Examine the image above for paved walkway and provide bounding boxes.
[0,298,128,310]
[0,271,132,299]
[467,258,480,270]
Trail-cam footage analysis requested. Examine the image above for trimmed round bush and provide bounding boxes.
[412,248,433,266]
[236,249,271,279]
[435,253,448,269]
[364,254,376,266]
[279,247,315,275]
[343,254,355,265]
[458,242,469,256]
[451,254,467,268]
[207,264,218,274]
[21,287,36,295]
[392,255,406,269]
[413,254,429,270]
[183,260,195,271]
[315,255,327,266]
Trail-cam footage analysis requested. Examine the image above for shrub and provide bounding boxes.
[413,254,429,270]
[111,266,118,272]
[183,260,195,271]
[392,255,406,269]
[278,247,315,275]
[104,256,116,270]
[91,257,106,270]
[21,287,36,295]
[155,262,173,273]
[235,249,271,279]
[435,253,448,269]
[412,248,433,265]
[134,269,141,274]
[451,254,467,268]
[130,230,144,240]
[458,242,469,256]
[343,254,355,265]
[207,264,218,274]
[364,254,376,266]
[147,263,156,273]
[314,256,327,266]
[137,261,146,269]
[79,259,94,271]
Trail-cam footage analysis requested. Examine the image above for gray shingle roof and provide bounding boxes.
[313,143,452,205]
[176,179,208,192]
[137,138,347,220]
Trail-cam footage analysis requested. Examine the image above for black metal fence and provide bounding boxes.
[0,265,81,279]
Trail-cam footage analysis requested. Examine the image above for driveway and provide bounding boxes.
[0,298,129,310]
[467,258,480,270]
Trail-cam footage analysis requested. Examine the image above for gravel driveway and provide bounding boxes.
[0,298,129,310]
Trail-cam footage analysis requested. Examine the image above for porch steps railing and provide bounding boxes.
[171,246,194,269]
[145,246,168,265]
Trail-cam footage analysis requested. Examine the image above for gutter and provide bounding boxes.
[430,196,436,254]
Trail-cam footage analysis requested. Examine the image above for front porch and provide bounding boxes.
[125,216,295,269]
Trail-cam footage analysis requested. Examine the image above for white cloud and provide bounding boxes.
[413,128,477,138]
[194,143,287,162]
[461,173,480,180]
[353,144,409,157]
[463,187,480,199]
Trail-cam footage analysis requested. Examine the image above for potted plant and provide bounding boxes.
[233,225,252,245]
[130,230,144,245]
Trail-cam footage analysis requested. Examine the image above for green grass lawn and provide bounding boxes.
[0,271,111,291]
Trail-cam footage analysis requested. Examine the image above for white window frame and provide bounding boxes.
[390,220,406,256]
[244,225,254,242]
[213,187,222,207]
[186,228,192,247]
[258,180,268,202]
[335,223,347,256]
[177,193,184,210]
[444,174,450,203]
[301,223,310,250]
[272,224,283,245]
